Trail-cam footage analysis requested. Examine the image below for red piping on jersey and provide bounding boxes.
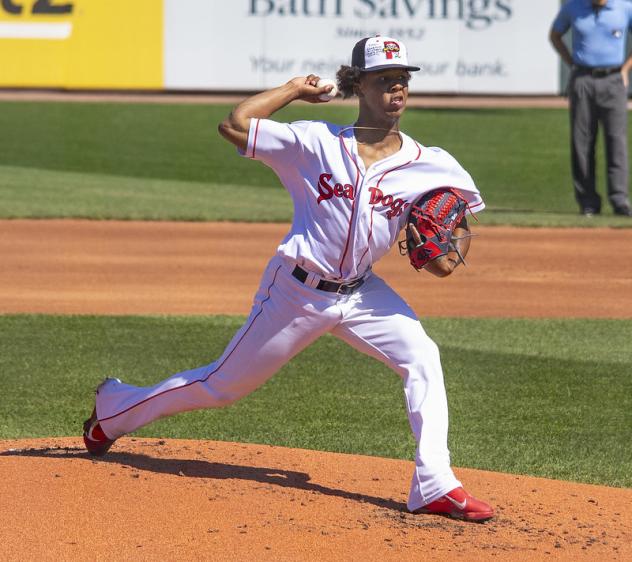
[357,207,376,269]
[356,141,422,271]
[337,133,362,278]
[252,118,261,159]
[99,264,283,424]
[414,141,422,160]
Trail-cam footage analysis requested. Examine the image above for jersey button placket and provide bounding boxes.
[352,170,378,276]
[337,136,365,281]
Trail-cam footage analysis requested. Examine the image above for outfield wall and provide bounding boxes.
[1,0,560,94]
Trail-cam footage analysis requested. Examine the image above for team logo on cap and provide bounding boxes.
[383,41,401,60]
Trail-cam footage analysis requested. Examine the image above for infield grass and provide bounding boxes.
[1,100,631,226]
[1,314,630,488]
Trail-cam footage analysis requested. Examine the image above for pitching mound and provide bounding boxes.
[0,438,630,561]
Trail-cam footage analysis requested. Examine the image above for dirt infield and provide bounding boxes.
[1,219,632,561]
[2,220,632,318]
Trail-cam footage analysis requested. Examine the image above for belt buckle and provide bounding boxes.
[336,282,349,295]
[337,278,361,295]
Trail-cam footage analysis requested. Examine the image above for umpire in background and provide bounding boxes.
[550,0,632,217]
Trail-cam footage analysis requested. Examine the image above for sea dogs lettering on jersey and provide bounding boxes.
[317,173,355,204]
[368,186,410,219]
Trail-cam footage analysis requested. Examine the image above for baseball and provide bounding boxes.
[317,78,338,101]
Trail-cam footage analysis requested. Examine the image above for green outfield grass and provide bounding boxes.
[1,100,630,226]
[1,314,630,488]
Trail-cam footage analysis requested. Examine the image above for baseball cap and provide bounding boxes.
[351,36,420,72]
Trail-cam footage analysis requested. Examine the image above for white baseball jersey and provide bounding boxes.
[243,118,484,281]
[97,117,485,512]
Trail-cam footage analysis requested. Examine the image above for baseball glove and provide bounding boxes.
[399,188,469,271]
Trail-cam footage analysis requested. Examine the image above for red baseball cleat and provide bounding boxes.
[83,408,115,456]
[82,378,120,456]
[414,487,494,522]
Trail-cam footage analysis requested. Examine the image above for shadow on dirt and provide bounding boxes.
[1,445,408,513]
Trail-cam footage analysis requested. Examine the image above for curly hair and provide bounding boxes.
[335,65,362,99]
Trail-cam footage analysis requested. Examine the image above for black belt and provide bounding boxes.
[291,265,365,295]
[573,65,621,78]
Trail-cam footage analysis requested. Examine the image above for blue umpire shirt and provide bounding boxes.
[552,0,632,67]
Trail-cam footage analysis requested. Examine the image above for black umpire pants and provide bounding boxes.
[569,68,631,213]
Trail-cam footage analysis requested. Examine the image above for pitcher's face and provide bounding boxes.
[357,69,410,120]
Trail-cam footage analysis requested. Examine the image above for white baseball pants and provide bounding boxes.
[97,255,461,510]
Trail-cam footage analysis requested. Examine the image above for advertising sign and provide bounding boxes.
[0,0,163,89]
[164,0,561,94]
[0,1,562,94]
